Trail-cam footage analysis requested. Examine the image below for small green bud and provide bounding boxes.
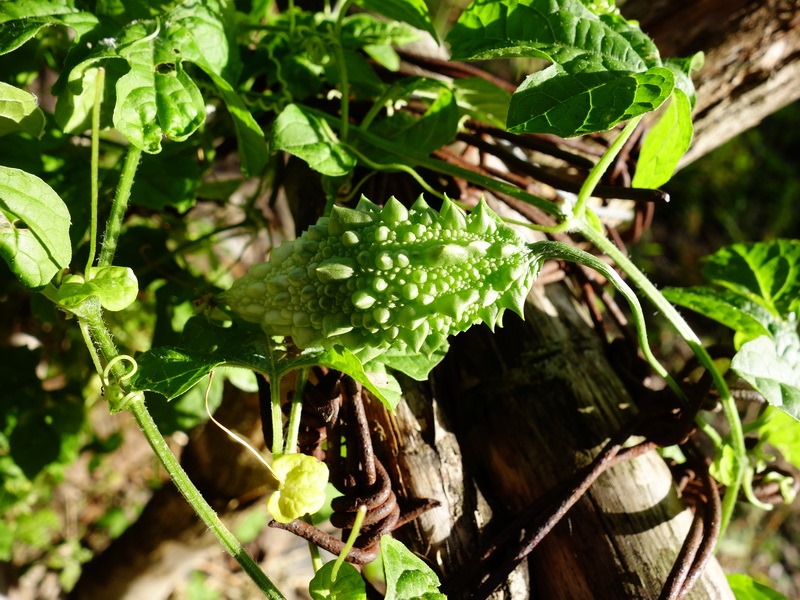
[224,195,539,365]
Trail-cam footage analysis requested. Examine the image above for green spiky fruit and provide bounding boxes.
[224,195,539,372]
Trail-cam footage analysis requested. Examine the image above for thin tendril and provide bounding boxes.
[204,372,280,482]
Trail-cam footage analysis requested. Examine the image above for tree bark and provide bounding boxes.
[623,0,800,165]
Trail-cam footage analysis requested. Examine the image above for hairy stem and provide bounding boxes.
[98,145,142,268]
[79,302,285,598]
[85,67,105,274]
[271,372,285,456]
[284,367,310,455]
[129,398,286,598]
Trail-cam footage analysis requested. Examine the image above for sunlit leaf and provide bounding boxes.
[355,0,436,39]
[448,0,674,136]
[272,104,356,176]
[0,83,45,138]
[632,88,693,188]
[56,267,138,313]
[507,64,673,136]
[731,327,800,421]
[0,166,71,288]
[760,408,800,472]
[309,561,367,600]
[662,286,773,344]
[703,240,800,318]
[381,536,446,600]
[727,574,788,600]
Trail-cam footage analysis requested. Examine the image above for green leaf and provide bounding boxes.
[355,0,437,39]
[0,166,72,288]
[267,453,329,523]
[54,0,236,153]
[664,52,704,109]
[370,79,460,155]
[379,342,449,382]
[157,0,233,81]
[272,104,356,176]
[113,23,206,153]
[381,537,445,600]
[703,240,800,318]
[56,267,139,313]
[709,443,740,487]
[145,369,225,435]
[132,317,396,408]
[731,329,800,421]
[453,77,511,129]
[507,64,673,136]
[199,69,268,176]
[727,574,788,600]
[0,82,45,138]
[133,346,221,400]
[662,286,773,343]
[309,561,367,600]
[340,13,420,53]
[0,0,76,23]
[632,88,693,188]
[448,0,673,135]
[760,408,800,472]
[447,0,657,67]
[0,3,91,56]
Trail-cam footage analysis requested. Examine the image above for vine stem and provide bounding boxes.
[270,371,285,456]
[85,67,105,274]
[81,305,284,598]
[572,117,642,222]
[284,367,310,455]
[528,240,686,403]
[98,145,142,268]
[333,0,355,142]
[128,398,285,598]
[577,222,746,534]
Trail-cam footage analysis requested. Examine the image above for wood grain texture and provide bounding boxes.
[366,280,734,599]
[623,0,800,164]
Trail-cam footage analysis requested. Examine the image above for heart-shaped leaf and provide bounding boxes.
[0,166,71,288]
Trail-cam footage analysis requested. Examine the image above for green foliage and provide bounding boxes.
[272,104,356,176]
[0,82,45,137]
[727,574,788,600]
[223,195,539,379]
[666,240,800,420]
[49,0,266,173]
[0,0,789,597]
[380,536,445,599]
[132,316,399,409]
[56,266,139,314]
[355,0,437,40]
[310,560,367,600]
[760,409,800,472]
[0,166,71,288]
[447,0,678,136]
[632,89,693,188]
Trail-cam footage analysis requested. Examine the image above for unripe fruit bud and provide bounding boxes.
[224,196,538,365]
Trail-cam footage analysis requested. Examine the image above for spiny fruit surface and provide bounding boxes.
[224,195,538,367]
